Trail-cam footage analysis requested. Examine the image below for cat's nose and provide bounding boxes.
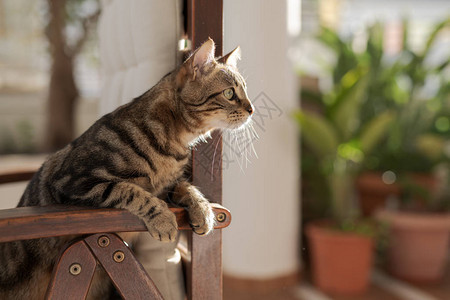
[245,104,254,115]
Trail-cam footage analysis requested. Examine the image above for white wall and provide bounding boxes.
[222,0,301,279]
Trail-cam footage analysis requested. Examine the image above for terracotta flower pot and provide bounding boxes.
[306,221,374,295]
[377,210,450,283]
[356,172,438,216]
[356,172,400,216]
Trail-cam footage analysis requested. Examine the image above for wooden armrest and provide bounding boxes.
[0,203,231,243]
[0,168,37,184]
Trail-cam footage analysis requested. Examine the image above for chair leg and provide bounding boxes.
[84,233,164,300]
[45,240,97,300]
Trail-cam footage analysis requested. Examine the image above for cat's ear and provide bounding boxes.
[186,38,216,79]
[177,38,216,87]
[192,38,216,69]
[218,46,241,68]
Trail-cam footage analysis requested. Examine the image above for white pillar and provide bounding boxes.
[223,0,301,279]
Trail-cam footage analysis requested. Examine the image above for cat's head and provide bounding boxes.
[175,39,254,132]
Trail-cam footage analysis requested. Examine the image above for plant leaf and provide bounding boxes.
[415,134,446,161]
[293,111,339,159]
[318,26,359,84]
[422,17,450,58]
[367,22,384,71]
[359,110,396,154]
[329,68,370,140]
[402,18,409,52]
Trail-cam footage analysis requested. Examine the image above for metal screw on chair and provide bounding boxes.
[69,263,82,275]
[216,212,226,223]
[113,251,125,263]
[98,235,110,247]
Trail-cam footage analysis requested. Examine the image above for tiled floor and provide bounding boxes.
[417,270,450,300]
[224,268,450,300]
[224,285,299,300]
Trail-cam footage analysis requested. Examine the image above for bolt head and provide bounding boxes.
[69,263,82,275]
[113,251,125,263]
[217,212,226,223]
[98,236,110,247]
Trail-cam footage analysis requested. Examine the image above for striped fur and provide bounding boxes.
[0,39,253,299]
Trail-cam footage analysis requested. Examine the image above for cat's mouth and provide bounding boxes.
[228,118,252,130]
[203,108,253,131]
[227,109,253,130]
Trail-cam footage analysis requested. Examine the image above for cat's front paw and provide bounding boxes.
[145,208,178,242]
[188,202,216,236]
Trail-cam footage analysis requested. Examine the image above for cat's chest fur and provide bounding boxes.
[135,156,189,194]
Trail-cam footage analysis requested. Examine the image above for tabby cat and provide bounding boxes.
[0,39,253,299]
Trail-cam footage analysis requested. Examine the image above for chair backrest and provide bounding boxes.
[185,1,225,299]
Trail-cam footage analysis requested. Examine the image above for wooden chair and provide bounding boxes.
[0,1,227,298]
[0,169,230,299]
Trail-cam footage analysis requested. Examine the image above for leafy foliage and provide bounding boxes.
[296,18,450,223]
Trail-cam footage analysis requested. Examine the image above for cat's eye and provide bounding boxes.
[223,88,234,100]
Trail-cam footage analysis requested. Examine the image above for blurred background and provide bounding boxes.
[0,0,449,299]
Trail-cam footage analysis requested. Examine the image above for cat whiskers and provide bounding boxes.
[205,119,259,178]
[226,119,259,172]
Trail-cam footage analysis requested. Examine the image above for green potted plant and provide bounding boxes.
[306,20,449,216]
[358,19,450,218]
[300,19,450,286]
[297,18,449,292]
[300,23,404,216]
[310,20,449,216]
[294,35,395,293]
[361,19,450,283]
[295,74,391,294]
